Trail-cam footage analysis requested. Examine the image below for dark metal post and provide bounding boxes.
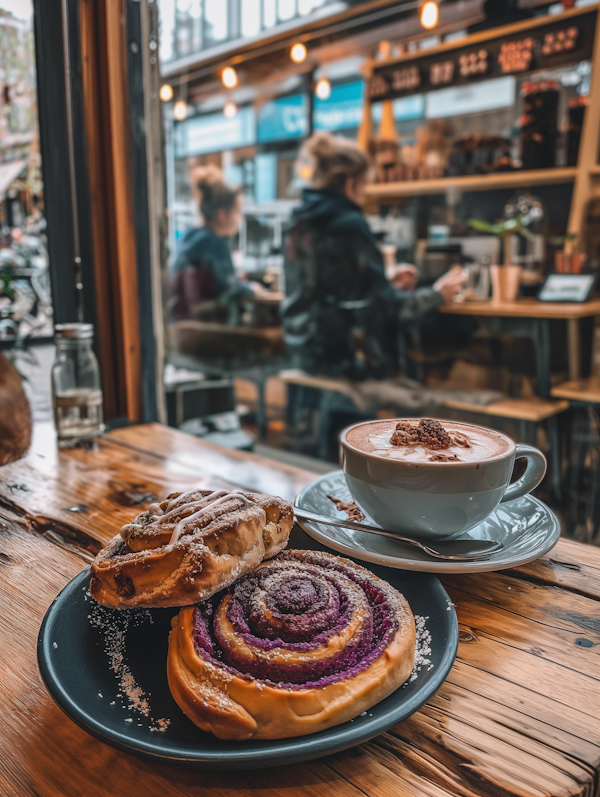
[31,0,96,327]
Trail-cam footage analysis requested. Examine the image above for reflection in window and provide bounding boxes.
[242,0,261,37]
[205,0,227,43]
[159,0,175,62]
[299,0,326,14]
[263,0,277,27]
[158,0,336,61]
[278,0,296,22]
[176,0,203,56]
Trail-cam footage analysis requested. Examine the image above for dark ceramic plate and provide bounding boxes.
[37,527,458,769]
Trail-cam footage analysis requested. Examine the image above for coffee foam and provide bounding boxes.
[346,420,511,464]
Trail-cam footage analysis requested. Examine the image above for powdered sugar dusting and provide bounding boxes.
[407,615,433,683]
[88,599,171,732]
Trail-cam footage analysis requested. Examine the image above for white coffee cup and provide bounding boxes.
[340,419,546,540]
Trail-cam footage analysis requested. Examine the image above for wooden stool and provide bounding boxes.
[552,377,600,540]
[442,396,569,502]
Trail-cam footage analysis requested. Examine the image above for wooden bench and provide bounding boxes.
[169,320,285,362]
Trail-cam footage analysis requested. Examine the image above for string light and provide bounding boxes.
[290,43,307,63]
[315,78,331,100]
[222,67,238,89]
[173,100,188,121]
[159,83,173,102]
[223,100,238,118]
[420,0,439,29]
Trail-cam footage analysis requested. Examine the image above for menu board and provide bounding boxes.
[368,10,596,102]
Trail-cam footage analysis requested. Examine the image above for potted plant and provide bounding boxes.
[468,216,524,301]
[551,232,585,274]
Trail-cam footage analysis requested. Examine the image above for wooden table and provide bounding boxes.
[440,297,600,389]
[2,422,600,797]
[244,291,285,306]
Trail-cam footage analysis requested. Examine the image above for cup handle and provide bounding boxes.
[500,443,547,503]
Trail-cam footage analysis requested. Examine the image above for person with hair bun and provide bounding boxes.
[170,166,262,323]
[281,132,466,378]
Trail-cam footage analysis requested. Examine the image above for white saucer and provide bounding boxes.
[295,471,560,574]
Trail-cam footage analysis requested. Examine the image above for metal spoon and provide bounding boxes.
[293,507,504,561]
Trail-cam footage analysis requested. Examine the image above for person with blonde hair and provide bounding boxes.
[281,132,465,378]
[170,166,261,323]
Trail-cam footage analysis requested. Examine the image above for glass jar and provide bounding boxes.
[51,323,104,441]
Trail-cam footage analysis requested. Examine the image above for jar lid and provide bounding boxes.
[54,323,94,340]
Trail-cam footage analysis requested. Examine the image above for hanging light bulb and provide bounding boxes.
[159,83,174,102]
[290,43,307,63]
[223,100,238,118]
[173,100,188,121]
[222,66,238,89]
[420,0,439,29]
[315,78,331,100]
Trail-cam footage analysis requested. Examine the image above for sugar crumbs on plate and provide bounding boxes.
[88,600,171,732]
[407,615,433,683]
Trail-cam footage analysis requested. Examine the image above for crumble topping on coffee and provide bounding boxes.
[390,421,420,447]
[347,418,507,464]
[391,418,453,450]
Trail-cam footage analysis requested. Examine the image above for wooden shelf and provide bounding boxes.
[551,377,600,403]
[366,168,578,199]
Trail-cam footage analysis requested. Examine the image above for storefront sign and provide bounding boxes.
[174,107,256,156]
[368,9,596,101]
[425,75,515,118]
[314,80,424,131]
[314,80,364,131]
[257,94,308,142]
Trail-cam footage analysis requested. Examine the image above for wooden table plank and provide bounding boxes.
[107,422,316,500]
[0,517,369,797]
[2,422,600,797]
[515,537,600,600]
[0,423,316,551]
[445,570,600,671]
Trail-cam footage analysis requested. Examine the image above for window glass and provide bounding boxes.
[277,0,296,22]
[241,0,261,37]
[159,0,176,62]
[0,0,52,343]
[204,0,227,44]
[263,0,276,27]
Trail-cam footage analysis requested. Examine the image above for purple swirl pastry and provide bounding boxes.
[167,549,416,740]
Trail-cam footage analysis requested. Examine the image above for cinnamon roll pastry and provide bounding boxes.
[90,489,293,608]
[167,549,415,740]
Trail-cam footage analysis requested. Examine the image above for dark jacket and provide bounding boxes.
[169,227,252,323]
[281,189,442,379]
